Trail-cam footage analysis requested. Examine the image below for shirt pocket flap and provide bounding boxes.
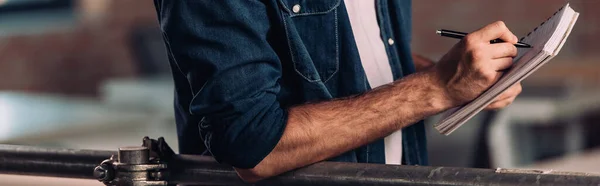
[278,0,341,16]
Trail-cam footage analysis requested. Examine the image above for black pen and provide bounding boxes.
[436,29,532,48]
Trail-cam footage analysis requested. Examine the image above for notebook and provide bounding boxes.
[434,3,580,135]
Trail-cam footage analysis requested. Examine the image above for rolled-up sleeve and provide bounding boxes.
[155,0,287,169]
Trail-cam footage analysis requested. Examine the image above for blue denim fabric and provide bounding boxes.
[154,0,428,169]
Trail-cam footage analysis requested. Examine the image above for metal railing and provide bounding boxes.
[0,137,599,185]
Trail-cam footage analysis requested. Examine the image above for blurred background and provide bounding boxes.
[0,0,598,185]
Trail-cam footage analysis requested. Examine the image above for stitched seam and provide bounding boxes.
[381,1,402,77]
[375,0,403,79]
[279,0,342,17]
[277,0,293,13]
[162,32,194,95]
[188,81,210,115]
[323,8,339,83]
[291,11,335,17]
[282,12,321,83]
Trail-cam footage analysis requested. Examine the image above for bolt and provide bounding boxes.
[94,166,107,180]
[94,164,114,182]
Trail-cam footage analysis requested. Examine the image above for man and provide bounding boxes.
[154,0,522,182]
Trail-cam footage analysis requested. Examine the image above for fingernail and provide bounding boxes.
[513,35,519,42]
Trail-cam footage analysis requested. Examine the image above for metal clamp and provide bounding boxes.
[94,137,174,186]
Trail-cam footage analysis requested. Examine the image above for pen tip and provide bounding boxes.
[435,30,441,35]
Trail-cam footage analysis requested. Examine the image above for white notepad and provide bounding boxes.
[434,3,580,135]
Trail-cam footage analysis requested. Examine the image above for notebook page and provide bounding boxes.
[526,5,567,52]
[484,4,578,101]
[513,10,579,90]
[553,9,579,55]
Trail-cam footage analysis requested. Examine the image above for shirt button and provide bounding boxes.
[292,4,301,13]
[388,38,395,45]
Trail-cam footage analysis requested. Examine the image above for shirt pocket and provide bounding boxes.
[278,0,341,83]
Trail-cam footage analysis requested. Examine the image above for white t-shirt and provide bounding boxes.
[344,0,403,165]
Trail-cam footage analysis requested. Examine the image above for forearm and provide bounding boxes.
[236,69,454,182]
[412,53,435,71]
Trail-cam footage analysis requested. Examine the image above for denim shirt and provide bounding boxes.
[154,0,428,169]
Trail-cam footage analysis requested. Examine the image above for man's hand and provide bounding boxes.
[486,83,522,110]
[433,21,521,108]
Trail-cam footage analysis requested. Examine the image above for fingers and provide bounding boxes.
[486,96,516,110]
[439,21,521,106]
[470,21,518,44]
[465,22,518,70]
[498,83,522,100]
[491,57,514,71]
[475,57,512,84]
[489,43,518,59]
[486,83,522,110]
